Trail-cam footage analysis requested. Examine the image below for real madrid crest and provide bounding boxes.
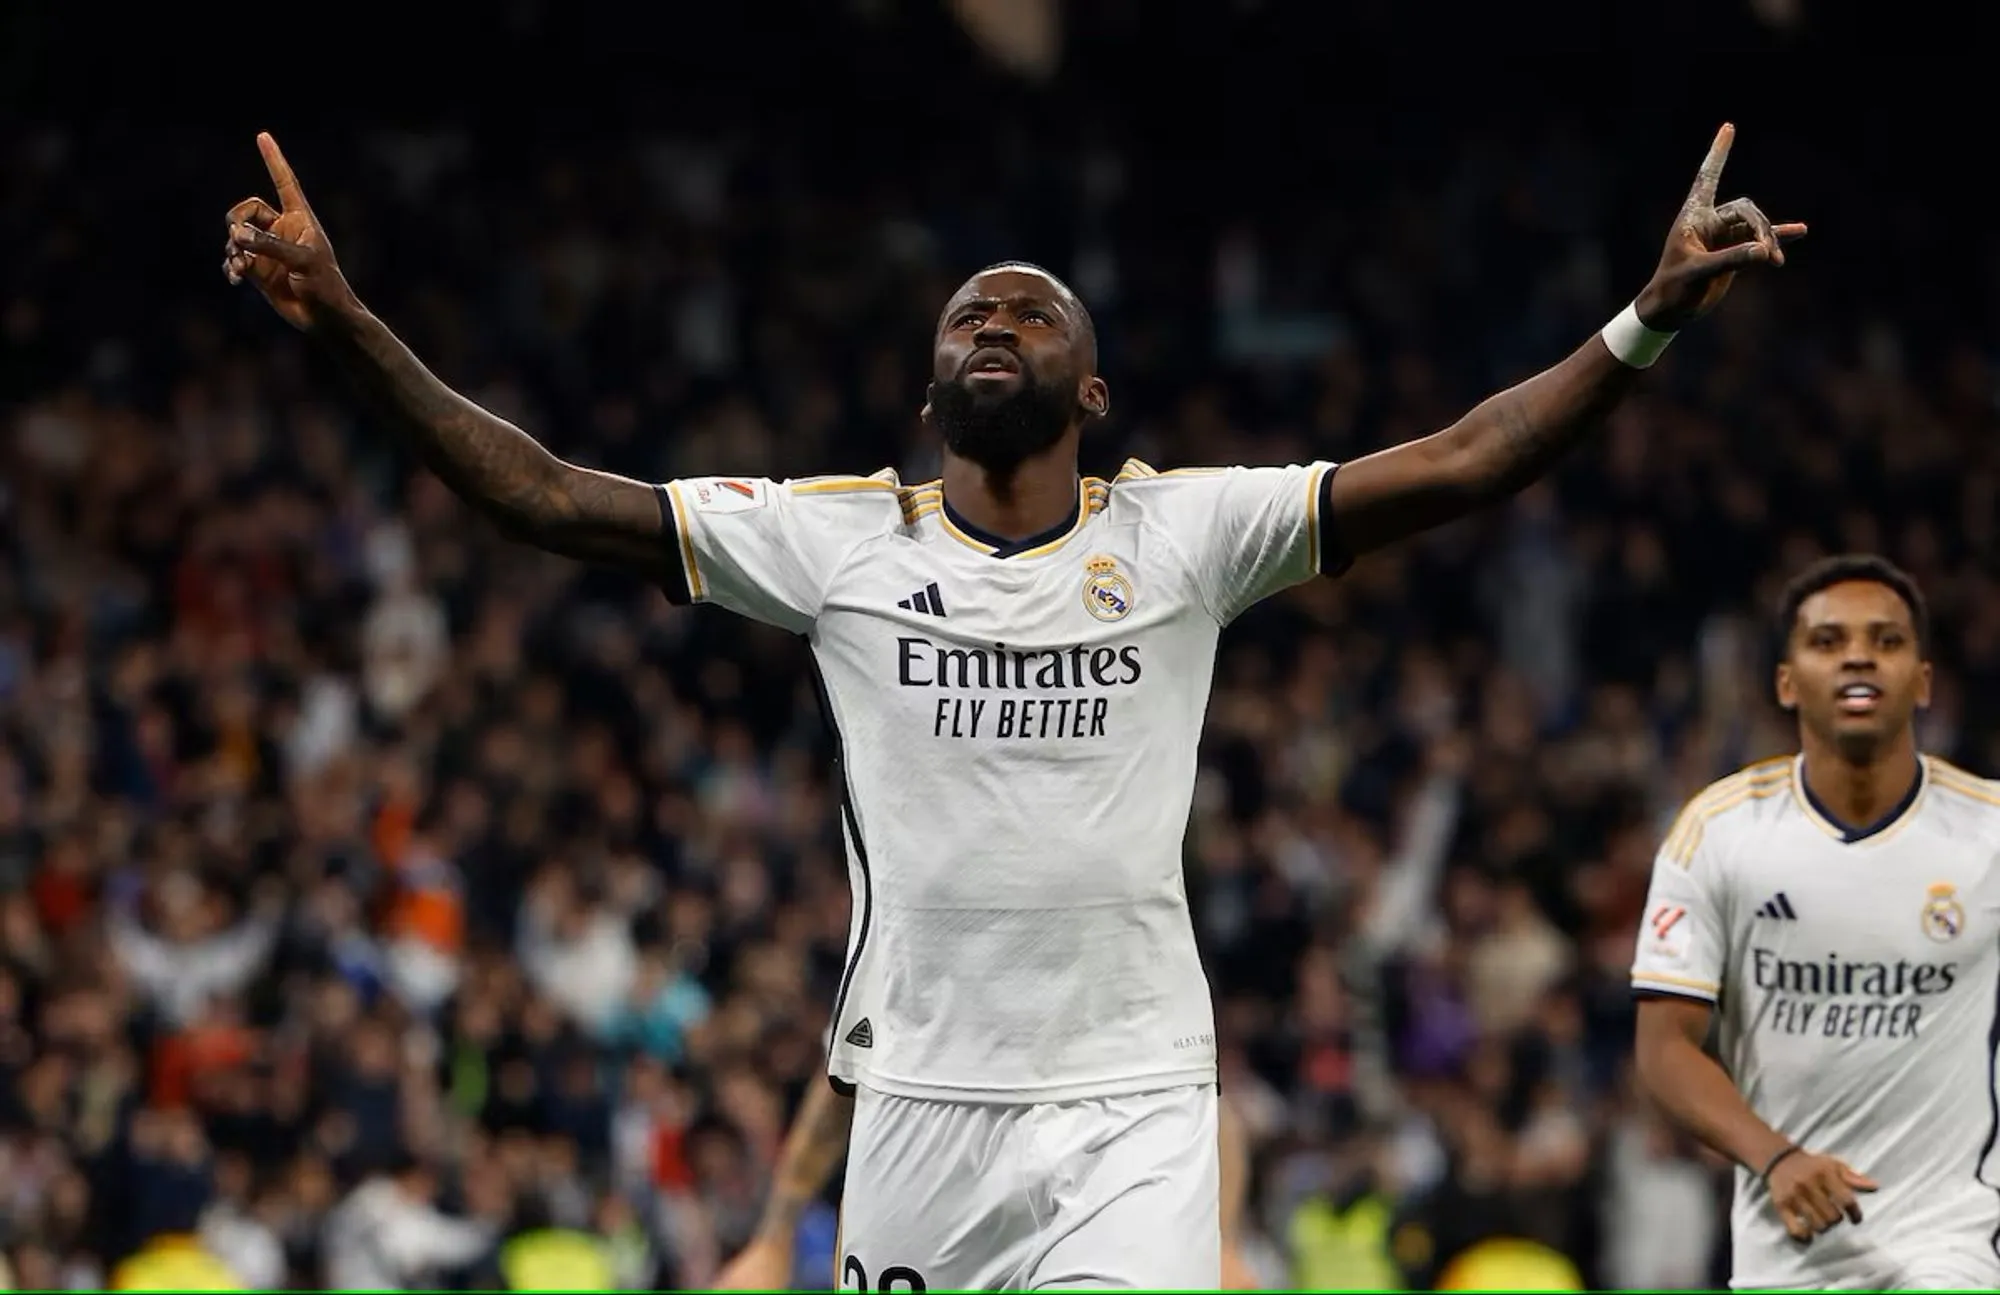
[1921,882,1965,943]
[1082,555,1134,622]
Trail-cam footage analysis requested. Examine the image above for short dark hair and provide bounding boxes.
[1774,554,1930,659]
[974,260,1097,364]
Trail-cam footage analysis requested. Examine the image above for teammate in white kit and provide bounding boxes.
[225,127,1800,1288]
[1634,556,2000,1291]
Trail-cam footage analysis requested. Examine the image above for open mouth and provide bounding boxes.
[967,348,1020,379]
[1836,682,1883,715]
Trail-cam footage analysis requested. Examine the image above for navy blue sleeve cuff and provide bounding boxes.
[1318,463,1351,578]
[653,484,693,605]
[1631,986,1717,1006]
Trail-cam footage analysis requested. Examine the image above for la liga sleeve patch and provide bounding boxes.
[691,478,769,514]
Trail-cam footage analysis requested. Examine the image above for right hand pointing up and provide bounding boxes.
[223,132,357,330]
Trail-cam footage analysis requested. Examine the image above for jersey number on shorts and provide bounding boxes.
[843,1254,928,1292]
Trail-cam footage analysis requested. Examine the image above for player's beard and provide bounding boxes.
[930,364,1076,472]
[1824,709,1909,765]
[1801,694,1911,765]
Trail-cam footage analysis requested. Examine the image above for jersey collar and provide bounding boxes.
[940,480,1086,559]
[1793,753,1928,844]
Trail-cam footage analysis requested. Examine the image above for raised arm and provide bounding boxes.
[223,133,677,583]
[1327,124,1805,557]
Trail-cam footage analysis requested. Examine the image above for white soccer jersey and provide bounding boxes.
[657,459,1339,1103]
[1633,754,2000,1290]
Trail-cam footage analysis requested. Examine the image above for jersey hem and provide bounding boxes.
[831,1062,1218,1105]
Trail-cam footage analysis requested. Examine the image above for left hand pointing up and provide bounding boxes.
[1634,123,1807,332]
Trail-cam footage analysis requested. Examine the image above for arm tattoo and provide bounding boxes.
[315,304,665,568]
[755,1083,856,1240]
[1449,340,1640,504]
[1330,338,1643,556]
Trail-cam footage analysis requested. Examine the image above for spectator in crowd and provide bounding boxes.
[320,1152,500,1290]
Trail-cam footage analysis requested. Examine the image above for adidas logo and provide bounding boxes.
[1756,892,1799,921]
[844,1018,874,1048]
[897,582,948,617]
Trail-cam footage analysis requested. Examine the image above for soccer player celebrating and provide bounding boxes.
[1634,556,2000,1291]
[227,126,1797,1288]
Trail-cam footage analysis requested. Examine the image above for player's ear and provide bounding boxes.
[1774,661,1798,712]
[1916,660,1934,710]
[921,382,936,430]
[1081,376,1109,420]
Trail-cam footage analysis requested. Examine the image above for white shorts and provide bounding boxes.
[838,1081,1220,1291]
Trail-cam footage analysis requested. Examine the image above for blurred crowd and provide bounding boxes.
[4,9,1998,1292]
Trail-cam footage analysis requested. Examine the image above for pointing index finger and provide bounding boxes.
[257,132,310,215]
[1685,122,1736,213]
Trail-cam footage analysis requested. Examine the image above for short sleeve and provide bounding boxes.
[656,476,862,634]
[1631,837,1728,1005]
[1132,461,1343,624]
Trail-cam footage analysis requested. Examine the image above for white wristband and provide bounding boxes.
[1601,302,1676,369]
